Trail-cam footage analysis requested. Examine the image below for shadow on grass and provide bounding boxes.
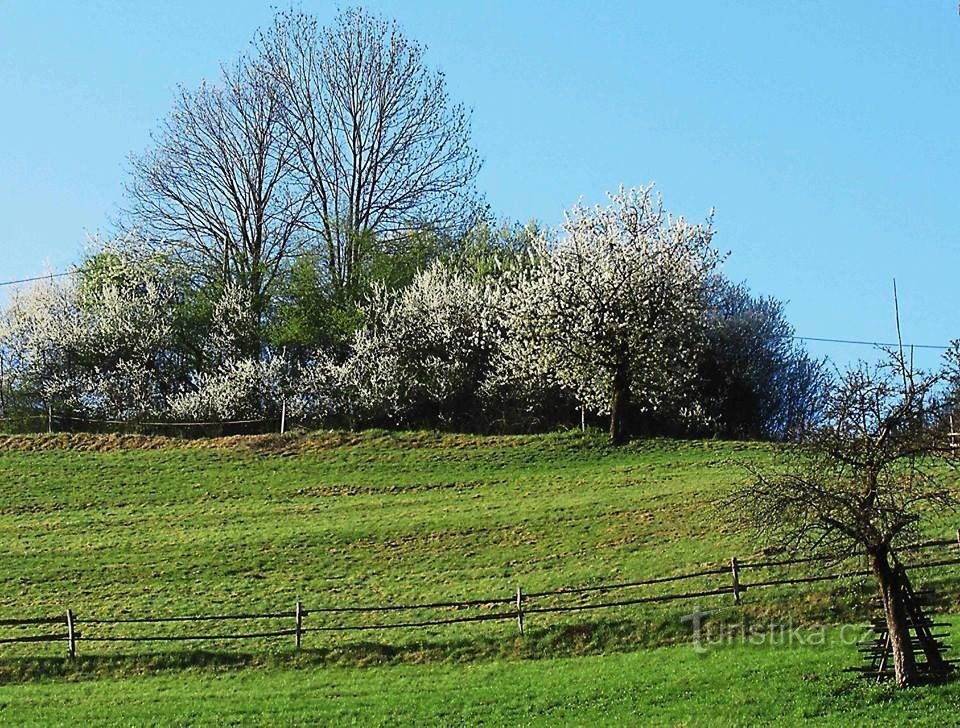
[0,615,694,684]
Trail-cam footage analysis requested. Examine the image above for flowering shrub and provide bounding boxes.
[344,261,499,426]
[168,354,287,420]
[1,251,177,419]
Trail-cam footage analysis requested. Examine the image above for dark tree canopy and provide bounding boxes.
[698,278,827,440]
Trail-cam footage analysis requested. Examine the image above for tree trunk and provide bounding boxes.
[870,549,917,688]
[609,360,631,445]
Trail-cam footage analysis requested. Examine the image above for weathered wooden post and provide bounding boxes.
[295,601,303,650]
[66,609,76,658]
[730,557,742,605]
[515,586,524,635]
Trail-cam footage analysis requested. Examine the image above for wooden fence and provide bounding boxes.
[0,411,280,437]
[3,534,960,658]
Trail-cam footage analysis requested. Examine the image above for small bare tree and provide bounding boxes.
[727,350,956,687]
[126,57,308,350]
[257,7,483,295]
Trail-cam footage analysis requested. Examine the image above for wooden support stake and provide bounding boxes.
[876,632,891,684]
[295,601,302,650]
[730,557,742,605]
[66,609,75,658]
[516,587,524,635]
[47,404,53,434]
[956,528,959,550]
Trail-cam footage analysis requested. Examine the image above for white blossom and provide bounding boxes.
[498,185,720,441]
[343,260,498,424]
[168,354,287,421]
[0,249,177,419]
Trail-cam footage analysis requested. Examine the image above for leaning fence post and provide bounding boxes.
[66,609,76,658]
[515,586,524,635]
[295,601,303,650]
[730,557,742,605]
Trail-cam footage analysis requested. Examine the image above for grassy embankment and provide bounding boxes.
[1,430,958,725]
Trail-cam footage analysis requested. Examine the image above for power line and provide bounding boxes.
[0,270,76,287]
[0,268,954,352]
[792,336,950,352]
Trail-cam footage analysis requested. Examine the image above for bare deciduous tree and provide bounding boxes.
[258,7,483,295]
[126,58,307,348]
[727,351,956,687]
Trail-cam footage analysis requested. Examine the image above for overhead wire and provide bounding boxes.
[0,270,76,287]
[0,268,954,351]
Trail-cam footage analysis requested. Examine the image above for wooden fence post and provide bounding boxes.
[955,528,959,550]
[295,601,303,650]
[730,557,742,605]
[47,404,53,434]
[66,609,76,658]
[515,586,524,635]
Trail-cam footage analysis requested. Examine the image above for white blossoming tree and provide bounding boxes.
[343,260,498,426]
[167,355,288,421]
[0,249,178,420]
[288,349,349,423]
[501,186,720,444]
[167,283,287,421]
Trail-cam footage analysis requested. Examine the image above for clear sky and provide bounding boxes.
[1,1,958,369]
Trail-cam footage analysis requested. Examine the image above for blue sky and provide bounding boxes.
[1,1,958,369]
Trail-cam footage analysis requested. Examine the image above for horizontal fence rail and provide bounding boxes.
[0,409,284,437]
[3,532,959,658]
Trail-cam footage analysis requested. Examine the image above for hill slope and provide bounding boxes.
[3,431,960,725]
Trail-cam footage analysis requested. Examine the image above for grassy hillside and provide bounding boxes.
[1,431,772,628]
[1,430,959,724]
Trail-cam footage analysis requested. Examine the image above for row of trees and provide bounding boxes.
[0,7,824,442]
[0,6,825,441]
[0,187,823,442]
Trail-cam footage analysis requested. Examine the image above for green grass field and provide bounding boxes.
[4,627,960,726]
[1,430,958,725]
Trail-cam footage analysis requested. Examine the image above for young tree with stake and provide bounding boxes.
[727,350,956,687]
